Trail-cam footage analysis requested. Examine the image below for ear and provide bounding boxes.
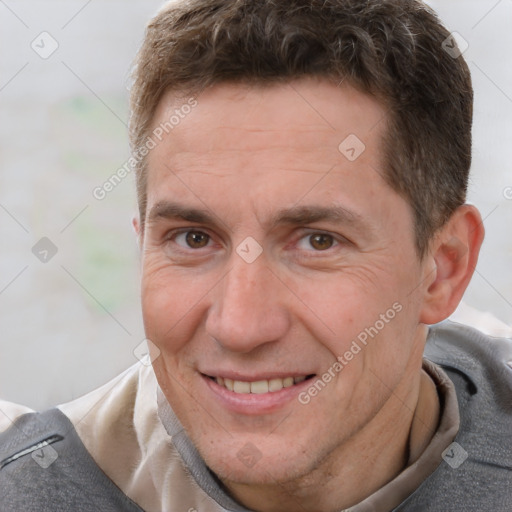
[419,205,485,325]
[132,215,142,250]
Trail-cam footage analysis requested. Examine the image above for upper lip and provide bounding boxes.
[200,370,315,381]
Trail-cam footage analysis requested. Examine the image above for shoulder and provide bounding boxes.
[0,364,151,512]
[425,320,512,429]
[408,321,512,511]
[0,406,145,511]
[0,362,209,512]
[425,320,512,401]
[56,361,162,490]
[0,400,34,433]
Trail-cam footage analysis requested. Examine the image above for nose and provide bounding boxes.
[205,254,290,353]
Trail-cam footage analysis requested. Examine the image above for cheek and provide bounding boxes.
[300,264,418,370]
[294,267,395,335]
[141,263,209,353]
[314,303,415,426]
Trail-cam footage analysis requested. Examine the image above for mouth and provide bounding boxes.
[205,374,316,394]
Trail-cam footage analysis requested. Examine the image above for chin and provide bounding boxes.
[195,434,316,487]
[212,458,305,487]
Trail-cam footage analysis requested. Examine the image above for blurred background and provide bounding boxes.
[0,0,511,411]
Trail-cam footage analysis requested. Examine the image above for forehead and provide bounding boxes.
[151,79,387,156]
[144,79,405,231]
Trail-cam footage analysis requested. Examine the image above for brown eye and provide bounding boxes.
[185,231,210,248]
[309,233,334,251]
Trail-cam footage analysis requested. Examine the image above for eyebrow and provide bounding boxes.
[147,201,370,233]
[270,205,368,231]
[148,201,215,225]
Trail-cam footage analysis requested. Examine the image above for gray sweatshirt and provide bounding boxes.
[1,321,511,511]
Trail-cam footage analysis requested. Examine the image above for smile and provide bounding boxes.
[208,375,314,394]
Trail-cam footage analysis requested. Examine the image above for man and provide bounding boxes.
[1,0,511,510]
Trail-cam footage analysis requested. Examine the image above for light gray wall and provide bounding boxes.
[0,0,162,409]
[427,0,512,324]
[0,0,511,410]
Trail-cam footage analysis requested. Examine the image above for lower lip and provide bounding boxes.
[202,375,313,415]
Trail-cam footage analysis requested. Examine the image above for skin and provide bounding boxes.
[134,79,484,512]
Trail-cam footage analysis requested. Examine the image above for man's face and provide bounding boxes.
[139,80,430,485]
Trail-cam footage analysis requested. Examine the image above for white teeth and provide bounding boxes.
[283,377,294,388]
[268,378,284,392]
[250,380,269,394]
[215,376,307,394]
[233,380,251,394]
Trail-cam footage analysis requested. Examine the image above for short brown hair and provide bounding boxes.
[129,0,473,257]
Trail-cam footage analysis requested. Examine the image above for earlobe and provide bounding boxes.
[132,215,143,251]
[132,215,140,237]
[419,205,485,325]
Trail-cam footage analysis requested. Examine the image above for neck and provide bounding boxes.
[224,328,440,512]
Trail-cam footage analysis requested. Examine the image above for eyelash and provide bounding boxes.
[295,233,340,251]
[165,228,346,256]
[171,230,216,250]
